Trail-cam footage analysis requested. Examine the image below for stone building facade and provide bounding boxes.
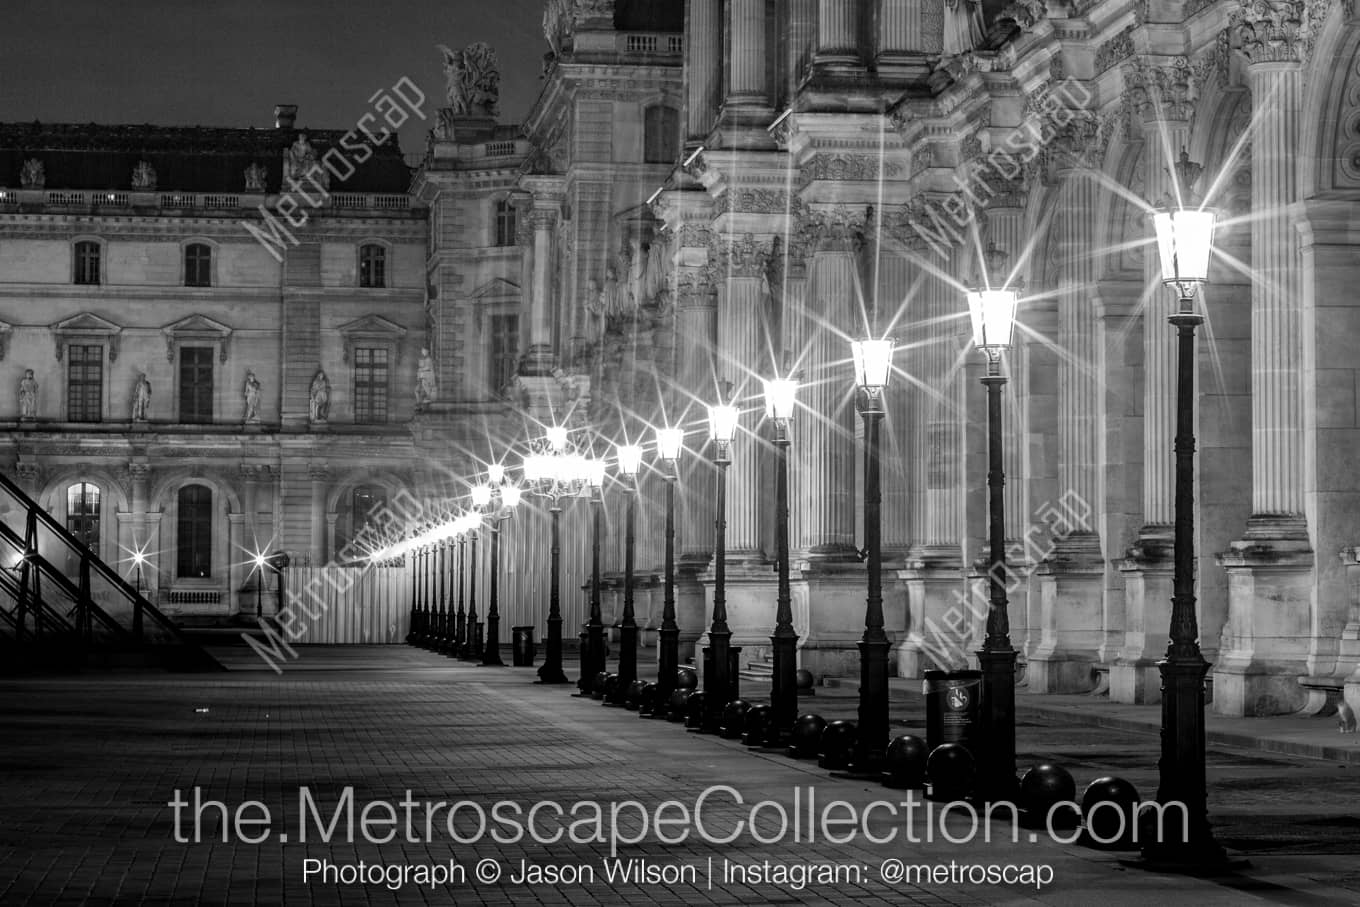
[0,112,425,619]
[419,0,1360,720]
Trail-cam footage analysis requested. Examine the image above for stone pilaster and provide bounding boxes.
[1215,18,1316,716]
[815,1,860,68]
[309,465,328,565]
[728,0,768,107]
[522,193,560,377]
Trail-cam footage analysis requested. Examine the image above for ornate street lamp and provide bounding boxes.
[609,442,644,706]
[702,389,740,732]
[522,426,588,684]
[1144,153,1223,865]
[965,240,1020,800]
[763,371,799,741]
[646,425,685,718]
[455,526,469,658]
[463,513,483,660]
[482,482,520,667]
[577,457,607,696]
[850,337,893,770]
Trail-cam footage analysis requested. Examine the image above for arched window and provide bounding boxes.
[65,483,100,552]
[643,105,679,164]
[176,484,212,578]
[184,243,212,287]
[494,199,517,247]
[74,240,101,285]
[359,243,387,288]
[351,485,389,559]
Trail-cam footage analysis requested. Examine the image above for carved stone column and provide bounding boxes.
[1215,13,1316,717]
[728,0,769,107]
[815,1,860,69]
[684,0,721,146]
[523,202,559,377]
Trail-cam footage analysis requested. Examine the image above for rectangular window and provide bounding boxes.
[359,244,387,288]
[185,243,212,287]
[65,483,101,552]
[354,347,389,423]
[489,314,519,393]
[176,485,212,578]
[494,201,517,247]
[179,347,214,423]
[67,344,103,422]
[74,241,101,285]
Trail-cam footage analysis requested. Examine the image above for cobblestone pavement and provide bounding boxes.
[1,646,1357,906]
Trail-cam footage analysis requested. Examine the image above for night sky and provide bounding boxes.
[2,0,549,154]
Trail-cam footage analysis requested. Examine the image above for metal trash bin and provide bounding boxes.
[924,669,982,753]
[511,626,536,667]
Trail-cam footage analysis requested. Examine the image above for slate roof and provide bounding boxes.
[0,121,411,194]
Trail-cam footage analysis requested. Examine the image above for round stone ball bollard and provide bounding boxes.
[882,735,929,789]
[624,679,647,711]
[926,743,975,802]
[817,719,858,771]
[675,666,698,691]
[666,689,692,723]
[740,703,775,746]
[1081,776,1141,848]
[636,682,658,718]
[719,699,751,739]
[787,714,827,759]
[795,669,816,696]
[590,671,609,701]
[684,691,708,730]
[1019,764,1078,829]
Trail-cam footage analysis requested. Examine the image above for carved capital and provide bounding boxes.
[803,206,872,255]
[1122,56,1199,124]
[1233,0,1334,66]
[717,233,773,280]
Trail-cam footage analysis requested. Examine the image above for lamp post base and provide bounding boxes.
[976,646,1019,803]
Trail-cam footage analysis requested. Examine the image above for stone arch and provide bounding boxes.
[1301,5,1360,197]
[36,468,131,567]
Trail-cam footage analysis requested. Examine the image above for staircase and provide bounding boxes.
[0,472,223,673]
[739,654,774,683]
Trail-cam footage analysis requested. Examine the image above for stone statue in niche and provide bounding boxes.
[131,161,157,191]
[943,0,986,56]
[18,368,37,419]
[309,369,330,422]
[20,159,44,190]
[244,162,268,193]
[415,348,437,406]
[243,370,262,422]
[131,373,151,421]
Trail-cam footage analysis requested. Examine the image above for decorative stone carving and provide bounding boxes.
[131,161,156,191]
[719,188,785,215]
[943,0,986,56]
[1095,27,1135,73]
[18,369,37,419]
[800,153,904,189]
[542,0,614,57]
[20,158,44,189]
[1123,56,1199,124]
[998,0,1048,31]
[719,233,772,279]
[52,312,122,363]
[244,162,267,193]
[285,133,328,188]
[1232,0,1335,66]
[162,314,232,363]
[436,42,500,116]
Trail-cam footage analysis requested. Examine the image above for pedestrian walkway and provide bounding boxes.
[0,646,1357,906]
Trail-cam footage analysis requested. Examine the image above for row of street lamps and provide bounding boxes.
[391,185,1217,865]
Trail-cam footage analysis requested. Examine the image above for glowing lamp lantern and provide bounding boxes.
[545,425,569,451]
[585,457,606,492]
[487,463,506,486]
[762,377,799,423]
[655,427,685,463]
[1152,207,1216,299]
[707,402,739,446]
[616,443,644,479]
[470,484,493,509]
[966,288,1020,352]
[851,339,894,392]
[500,484,522,509]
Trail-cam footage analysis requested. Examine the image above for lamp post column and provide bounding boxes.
[483,521,505,666]
[770,423,797,740]
[613,476,639,705]
[854,394,890,770]
[650,470,679,717]
[977,359,1018,799]
[704,454,733,732]
[469,531,481,659]
[579,491,605,694]
[538,502,569,683]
